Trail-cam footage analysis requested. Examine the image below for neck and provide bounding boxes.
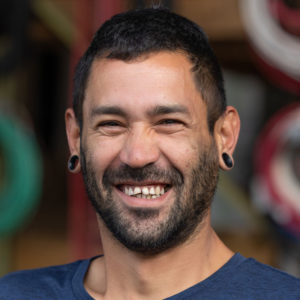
[84,215,233,300]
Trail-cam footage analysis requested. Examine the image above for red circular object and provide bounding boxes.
[269,0,300,36]
[250,47,300,95]
[254,103,300,236]
[240,0,300,94]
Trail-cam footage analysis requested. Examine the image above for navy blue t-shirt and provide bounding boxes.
[0,253,299,299]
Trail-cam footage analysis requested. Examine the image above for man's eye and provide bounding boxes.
[158,119,182,125]
[155,119,185,133]
[98,121,121,127]
[96,121,126,135]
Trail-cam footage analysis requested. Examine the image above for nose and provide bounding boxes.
[119,126,160,168]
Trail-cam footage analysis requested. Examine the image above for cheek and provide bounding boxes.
[159,135,201,171]
[84,136,123,172]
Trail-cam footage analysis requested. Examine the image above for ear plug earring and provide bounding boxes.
[222,153,233,169]
[68,155,79,172]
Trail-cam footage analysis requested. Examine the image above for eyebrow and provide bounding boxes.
[89,104,190,120]
[90,106,127,120]
[147,105,190,117]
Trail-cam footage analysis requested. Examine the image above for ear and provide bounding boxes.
[65,108,81,173]
[214,106,240,171]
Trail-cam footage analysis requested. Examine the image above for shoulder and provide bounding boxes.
[239,257,300,282]
[162,254,300,300]
[0,260,88,300]
[232,257,300,297]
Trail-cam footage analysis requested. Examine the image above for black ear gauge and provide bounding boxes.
[68,155,79,172]
[222,153,233,169]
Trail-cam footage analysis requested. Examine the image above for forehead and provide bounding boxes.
[83,51,205,116]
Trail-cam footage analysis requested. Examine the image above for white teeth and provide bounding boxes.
[155,186,160,195]
[123,185,167,198]
[128,187,134,196]
[142,187,149,195]
[133,187,141,195]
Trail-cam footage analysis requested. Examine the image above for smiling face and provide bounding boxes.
[79,51,220,254]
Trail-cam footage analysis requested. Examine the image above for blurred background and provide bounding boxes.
[0,0,299,277]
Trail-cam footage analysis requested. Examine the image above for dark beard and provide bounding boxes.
[80,141,219,255]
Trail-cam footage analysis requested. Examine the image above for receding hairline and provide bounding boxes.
[82,49,212,107]
[78,49,223,136]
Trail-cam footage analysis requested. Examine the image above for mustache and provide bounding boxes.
[102,163,184,187]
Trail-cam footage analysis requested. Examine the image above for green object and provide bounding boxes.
[0,113,42,236]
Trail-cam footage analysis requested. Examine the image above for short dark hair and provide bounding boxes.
[73,8,226,132]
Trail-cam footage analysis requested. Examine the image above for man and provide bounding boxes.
[1,7,300,300]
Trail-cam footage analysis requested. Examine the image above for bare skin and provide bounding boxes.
[85,216,233,300]
[66,51,240,299]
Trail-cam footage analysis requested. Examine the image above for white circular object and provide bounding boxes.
[240,0,300,81]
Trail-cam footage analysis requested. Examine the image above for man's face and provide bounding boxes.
[80,52,219,254]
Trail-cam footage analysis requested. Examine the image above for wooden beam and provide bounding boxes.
[174,0,245,41]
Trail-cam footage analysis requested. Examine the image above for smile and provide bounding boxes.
[117,184,170,199]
